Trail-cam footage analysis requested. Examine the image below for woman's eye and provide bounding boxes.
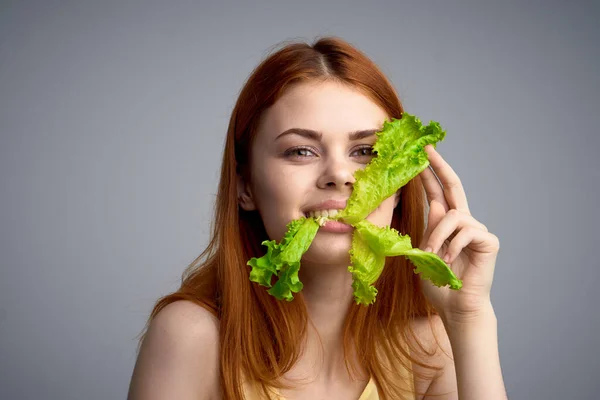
[284,146,317,158]
[352,146,375,158]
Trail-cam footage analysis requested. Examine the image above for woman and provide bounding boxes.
[128,36,506,400]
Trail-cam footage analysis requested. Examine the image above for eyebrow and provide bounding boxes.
[275,128,380,142]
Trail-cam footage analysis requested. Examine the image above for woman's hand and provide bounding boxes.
[417,145,500,325]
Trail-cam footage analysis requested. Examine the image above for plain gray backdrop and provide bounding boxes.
[1,1,598,399]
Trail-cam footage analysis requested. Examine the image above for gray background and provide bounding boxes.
[1,1,598,399]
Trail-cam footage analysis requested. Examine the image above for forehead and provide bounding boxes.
[256,81,389,140]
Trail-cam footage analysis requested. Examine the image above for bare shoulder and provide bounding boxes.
[408,315,456,399]
[128,300,221,400]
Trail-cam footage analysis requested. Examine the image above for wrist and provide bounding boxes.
[440,301,497,331]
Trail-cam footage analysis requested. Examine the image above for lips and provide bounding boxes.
[320,219,354,233]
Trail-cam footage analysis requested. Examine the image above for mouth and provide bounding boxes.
[302,200,349,226]
[304,209,342,219]
[303,209,348,227]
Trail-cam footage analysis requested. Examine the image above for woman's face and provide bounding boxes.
[240,80,400,265]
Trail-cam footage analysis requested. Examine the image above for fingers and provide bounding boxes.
[420,166,449,213]
[423,145,471,215]
[420,199,447,249]
[423,209,488,257]
[443,229,500,264]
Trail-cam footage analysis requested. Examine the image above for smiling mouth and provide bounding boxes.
[303,209,348,227]
[304,209,341,219]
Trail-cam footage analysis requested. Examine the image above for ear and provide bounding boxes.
[237,175,256,211]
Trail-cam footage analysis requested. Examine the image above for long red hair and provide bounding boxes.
[136,36,440,399]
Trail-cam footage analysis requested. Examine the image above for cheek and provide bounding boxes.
[365,195,398,227]
[253,168,306,208]
[251,166,312,240]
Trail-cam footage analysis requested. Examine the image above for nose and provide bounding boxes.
[316,154,356,190]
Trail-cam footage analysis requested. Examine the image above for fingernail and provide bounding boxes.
[425,247,432,253]
[443,253,450,262]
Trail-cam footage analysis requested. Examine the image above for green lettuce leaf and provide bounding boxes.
[403,250,463,290]
[337,114,446,225]
[353,220,462,295]
[353,219,413,255]
[247,217,320,301]
[348,229,386,305]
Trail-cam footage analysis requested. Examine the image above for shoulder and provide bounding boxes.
[408,314,456,399]
[153,300,220,340]
[128,300,221,400]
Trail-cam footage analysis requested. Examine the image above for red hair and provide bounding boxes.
[136,36,440,399]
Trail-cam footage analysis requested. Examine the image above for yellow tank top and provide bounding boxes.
[242,376,379,400]
[242,369,415,399]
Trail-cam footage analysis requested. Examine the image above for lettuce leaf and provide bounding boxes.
[337,114,446,225]
[247,217,320,301]
[353,219,413,256]
[348,229,386,305]
[353,220,462,300]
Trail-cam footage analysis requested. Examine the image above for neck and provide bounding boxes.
[295,262,361,381]
[299,262,354,329]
